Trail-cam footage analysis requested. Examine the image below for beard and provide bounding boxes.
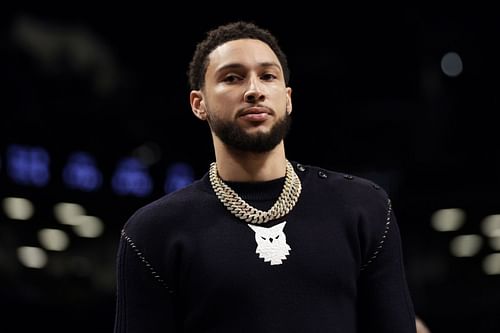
[206,110,292,153]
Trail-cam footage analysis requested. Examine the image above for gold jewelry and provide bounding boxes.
[209,160,302,224]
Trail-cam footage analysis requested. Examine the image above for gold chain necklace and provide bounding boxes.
[209,160,302,224]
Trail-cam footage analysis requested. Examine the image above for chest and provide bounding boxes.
[180,212,360,296]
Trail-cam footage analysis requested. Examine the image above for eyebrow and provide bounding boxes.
[214,62,282,74]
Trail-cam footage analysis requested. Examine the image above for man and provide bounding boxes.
[114,21,417,332]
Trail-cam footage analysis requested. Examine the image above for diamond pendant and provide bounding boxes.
[248,221,291,265]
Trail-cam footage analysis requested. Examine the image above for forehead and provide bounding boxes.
[207,39,282,72]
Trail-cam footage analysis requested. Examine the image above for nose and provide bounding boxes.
[244,76,265,104]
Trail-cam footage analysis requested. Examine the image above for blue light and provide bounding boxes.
[112,157,153,197]
[164,162,195,193]
[7,144,50,187]
[63,152,102,191]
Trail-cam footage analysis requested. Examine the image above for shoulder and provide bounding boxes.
[122,178,211,238]
[292,161,389,207]
[292,162,399,267]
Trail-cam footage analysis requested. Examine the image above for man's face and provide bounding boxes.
[198,39,292,153]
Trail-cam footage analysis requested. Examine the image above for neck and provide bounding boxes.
[213,140,287,182]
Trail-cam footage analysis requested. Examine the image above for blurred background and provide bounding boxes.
[1,5,499,332]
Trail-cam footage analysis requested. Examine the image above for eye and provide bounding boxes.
[275,235,280,239]
[222,74,242,83]
[261,73,277,81]
[261,236,267,240]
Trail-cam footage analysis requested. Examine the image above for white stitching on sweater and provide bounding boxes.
[360,198,392,271]
[121,229,174,293]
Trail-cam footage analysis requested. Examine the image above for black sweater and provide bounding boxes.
[114,162,416,332]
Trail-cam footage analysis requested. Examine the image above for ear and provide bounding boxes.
[248,224,261,233]
[285,87,292,115]
[190,90,207,120]
[275,221,287,232]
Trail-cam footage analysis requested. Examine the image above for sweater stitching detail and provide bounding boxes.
[360,198,392,271]
[121,229,174,294]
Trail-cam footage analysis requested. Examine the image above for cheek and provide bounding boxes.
[269,87,289,102]
[210,91,241,111]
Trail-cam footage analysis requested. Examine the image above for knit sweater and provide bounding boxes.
[114,161,416,333]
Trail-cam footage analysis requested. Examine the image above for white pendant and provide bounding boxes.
[248,221,291,265]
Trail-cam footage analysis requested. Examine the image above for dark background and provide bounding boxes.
[2,5,500,332]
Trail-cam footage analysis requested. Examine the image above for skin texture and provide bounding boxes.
[190,39,292,182]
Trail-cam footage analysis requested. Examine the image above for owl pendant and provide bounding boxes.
[248,221,291,265]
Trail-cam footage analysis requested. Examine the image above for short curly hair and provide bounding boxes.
[187,21,290,90]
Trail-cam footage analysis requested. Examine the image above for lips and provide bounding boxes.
[239,106,272,122]
[239,106,272,116]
